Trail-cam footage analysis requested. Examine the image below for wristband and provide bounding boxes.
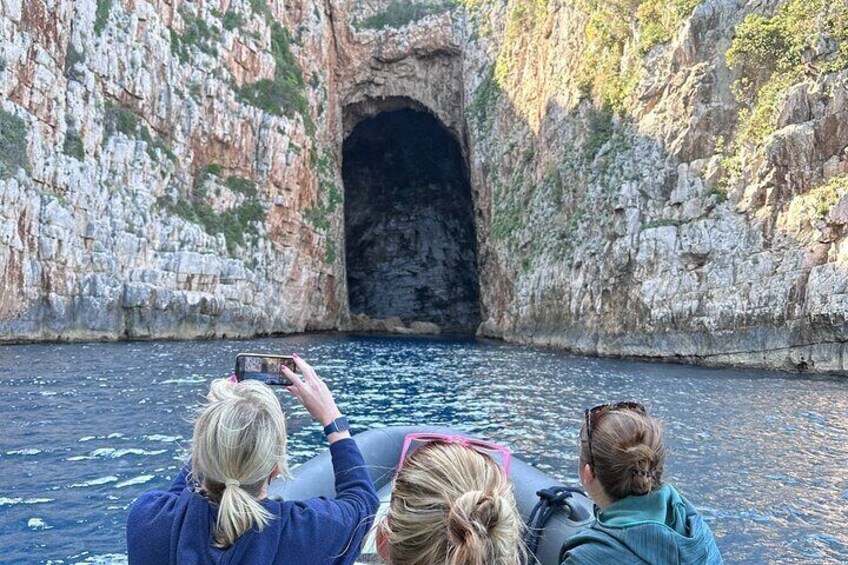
[323,416,350,436]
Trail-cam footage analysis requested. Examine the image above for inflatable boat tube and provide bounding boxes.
[268,426,594,565]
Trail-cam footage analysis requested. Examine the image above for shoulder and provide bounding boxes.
[277,494,374,541]
[280,497,337,521]
[561,527,643,565]
[129,489,172,517]
[128,488,192,530]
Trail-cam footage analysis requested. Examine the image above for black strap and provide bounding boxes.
[524,486,587,561]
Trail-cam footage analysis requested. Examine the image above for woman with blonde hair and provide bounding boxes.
[375,433,525,565]
[561,402,722,564]
[127,355,379,564]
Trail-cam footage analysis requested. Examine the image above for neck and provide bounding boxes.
[593,491,615,510]
[587,482,616,510]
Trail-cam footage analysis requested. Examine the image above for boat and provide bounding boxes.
[268,426,594,564]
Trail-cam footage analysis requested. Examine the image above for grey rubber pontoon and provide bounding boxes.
[268,426,594,565]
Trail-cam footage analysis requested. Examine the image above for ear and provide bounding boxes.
[580,462,594,487]
[268,463,280,484]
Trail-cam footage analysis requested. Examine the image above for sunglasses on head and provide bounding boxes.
[397,433,512,477]
[583,402,647,469]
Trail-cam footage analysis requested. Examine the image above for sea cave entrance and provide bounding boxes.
[342,107,480,332]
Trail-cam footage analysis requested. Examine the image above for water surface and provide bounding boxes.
[1,334,847,563]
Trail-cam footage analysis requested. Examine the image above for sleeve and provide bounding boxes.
[283,438,380,564]
[126,465,190,564]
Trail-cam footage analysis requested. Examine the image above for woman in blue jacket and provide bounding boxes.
[561,402,722,565]
[126,355,379,564]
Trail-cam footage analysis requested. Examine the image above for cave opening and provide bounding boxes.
[342,107,480,332]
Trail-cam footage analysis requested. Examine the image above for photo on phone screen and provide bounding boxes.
[234,354,295,386]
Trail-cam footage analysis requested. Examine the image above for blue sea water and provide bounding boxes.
[1,334,847,564]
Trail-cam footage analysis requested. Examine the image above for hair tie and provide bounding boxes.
[225,479,240,488]
[632,469,655,478]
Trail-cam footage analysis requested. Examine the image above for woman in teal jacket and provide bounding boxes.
[561,402,722,565]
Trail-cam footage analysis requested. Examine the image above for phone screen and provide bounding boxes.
[235,354,295,386]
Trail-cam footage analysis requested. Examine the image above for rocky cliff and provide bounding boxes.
[464,0,848,373]
[2,0,847,372]
[1,0,347,340]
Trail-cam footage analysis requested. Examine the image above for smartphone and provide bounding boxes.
[234,353,295,386]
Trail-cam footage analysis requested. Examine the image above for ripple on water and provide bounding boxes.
[28,517,52,531]
[45,553,129,564]
[157,376,206,385]
[67,448,167,461]
[69,476,119,488]
[6,448,42,456]
[142,434,184,443]
[115,475,156,488]
[0,497,53,506]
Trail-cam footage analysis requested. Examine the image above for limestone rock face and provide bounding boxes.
[0,0,347,340]
[463,0,848,373]
[2,0,848,372]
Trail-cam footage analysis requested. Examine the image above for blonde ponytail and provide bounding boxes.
[192,378,289,547]
[382,443,524,565]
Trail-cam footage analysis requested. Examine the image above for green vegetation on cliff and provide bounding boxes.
[170,8,221,63]
[324,239,338,265]
[249,0,272,20]
[237,23,312,132]
[353,0,459,30]
[726,0,848,146]
[494,0,548,87]
[103,101,176,163]
[635,0,700,54]
[160,165,265,256]
[491,175,527,247]
[585,107,614,159]
[95,0,113,35]
[194,164,258,199]
[484,0,699,114]
[222,11,245,31]
[0,109,30,179]
[304,146,342,232]
[225,176,258,197]
[163,197,265,256]
[577,0,699,112]
[809,176,847,220]
[467,68,503,129]
[63,129,85,161]
[303,146,342,265]
[644,218,684,229]
[64,43,85,81]
[103,102,140,139]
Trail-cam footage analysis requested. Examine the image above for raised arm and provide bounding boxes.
[282,355,379,564]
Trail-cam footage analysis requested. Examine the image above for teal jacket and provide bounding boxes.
[560,484,722,565]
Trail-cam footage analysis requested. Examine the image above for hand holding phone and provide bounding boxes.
[234,353,296,386]
[283,354,347,443]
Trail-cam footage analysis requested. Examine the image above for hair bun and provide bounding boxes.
[447,490,499,545]
[624,443,657,494]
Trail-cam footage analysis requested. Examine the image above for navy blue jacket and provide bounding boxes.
[127,438,379,565]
